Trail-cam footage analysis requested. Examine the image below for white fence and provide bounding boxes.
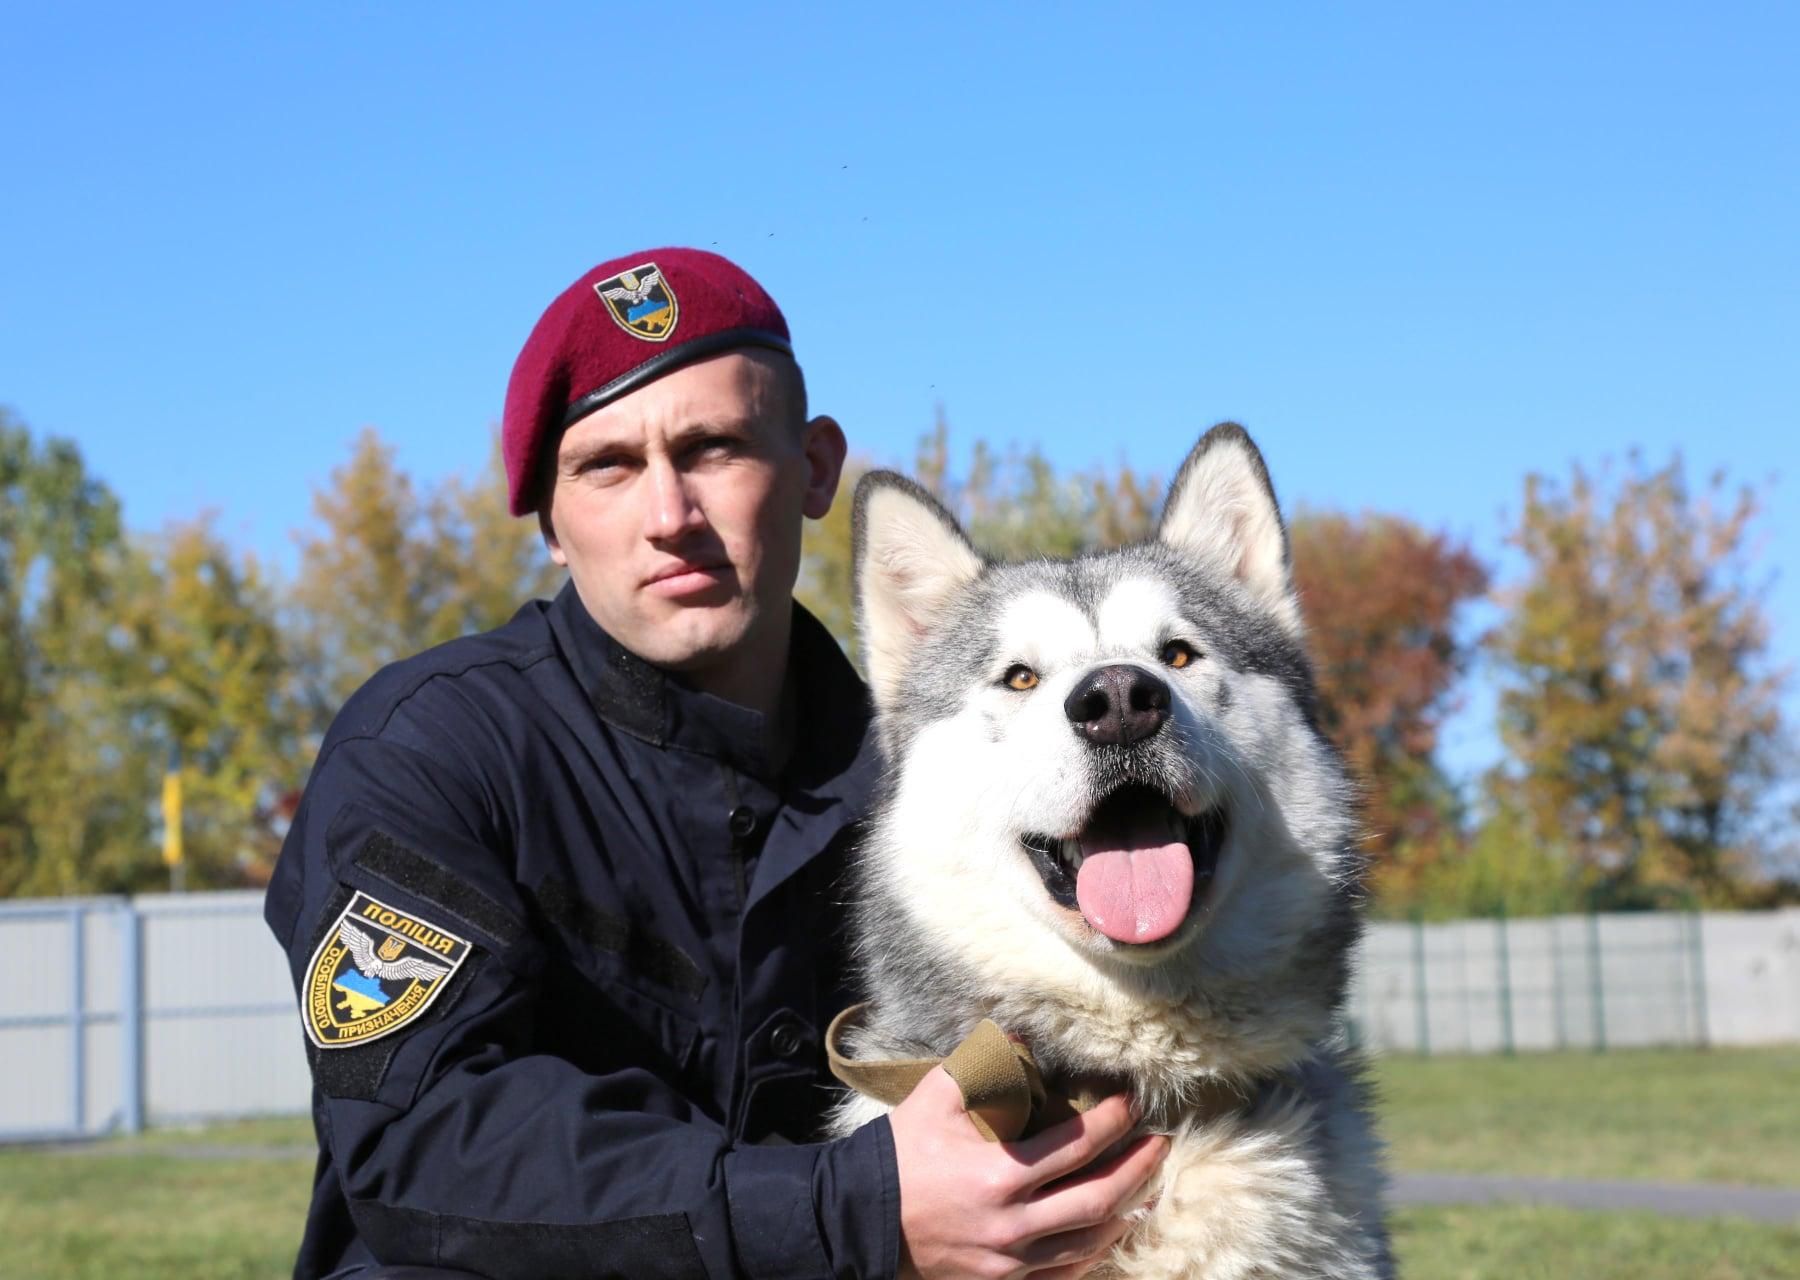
[1346,910,1800,1055]
[2,894,1796,1141]
[0,892,309,1141]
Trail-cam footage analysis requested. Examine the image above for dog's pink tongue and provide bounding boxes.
[1074,814,1193,943]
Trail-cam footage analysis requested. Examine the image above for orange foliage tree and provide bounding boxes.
[1288,513,1490,902]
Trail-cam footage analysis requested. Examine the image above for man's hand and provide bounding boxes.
[890,1065,1168,1280]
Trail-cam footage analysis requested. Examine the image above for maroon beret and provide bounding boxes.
[502,247,792,515]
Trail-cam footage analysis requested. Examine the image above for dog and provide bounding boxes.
[829,423,1391,1278]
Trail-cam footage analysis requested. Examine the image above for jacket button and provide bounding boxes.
[728,805,758,838]
[770,1020,805,1059]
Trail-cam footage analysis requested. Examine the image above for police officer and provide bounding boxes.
[266,248,1164,1280]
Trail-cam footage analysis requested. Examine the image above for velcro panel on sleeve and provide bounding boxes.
[349,1198,709,1280]
[350,829,526,950]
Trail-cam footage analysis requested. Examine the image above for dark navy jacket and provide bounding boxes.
[263,582,898,1279]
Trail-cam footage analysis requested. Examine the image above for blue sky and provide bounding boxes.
[3,3,1795,780]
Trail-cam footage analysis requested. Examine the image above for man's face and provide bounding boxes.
[539,350,845,677]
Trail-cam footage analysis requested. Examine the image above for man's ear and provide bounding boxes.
[853,473,983,711]
[799,414,848,520]
[537,506,568,567]
[1157,422,1301,635]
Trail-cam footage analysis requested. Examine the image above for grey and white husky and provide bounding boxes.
[831,424,1391,1278]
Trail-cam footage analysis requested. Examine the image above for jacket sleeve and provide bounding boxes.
[268,730,899,1280]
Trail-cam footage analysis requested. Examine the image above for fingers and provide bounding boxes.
[903,1064,982,1122]
[1020,1132,1167,1239]
[1004,1093,1140,1188]
[1019,1214,1133,1273]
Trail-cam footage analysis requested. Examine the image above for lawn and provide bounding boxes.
[1393,1204,1800,1279]
[0,1048,1793,1278]
[1374,1044,1800,1186]
[0,1120,313,1279]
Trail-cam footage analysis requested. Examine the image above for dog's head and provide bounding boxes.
[852,424,1361,1069]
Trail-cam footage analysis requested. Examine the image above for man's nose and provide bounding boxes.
[644,457,702,540]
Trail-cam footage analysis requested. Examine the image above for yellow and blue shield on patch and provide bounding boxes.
[303,891,470,1049]
[593,261,680,342]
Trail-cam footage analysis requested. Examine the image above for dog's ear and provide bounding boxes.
[1157,423,1301,635]
[854,472,984,710]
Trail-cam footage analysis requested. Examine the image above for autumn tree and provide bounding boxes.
[290,427,564,732]
[1287,512,1490,902]
[1488,455,1786,908]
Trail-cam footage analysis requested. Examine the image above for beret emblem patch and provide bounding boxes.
[303,891,471,1049]
[594,261,679,342]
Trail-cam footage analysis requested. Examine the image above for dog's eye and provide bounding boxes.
[1003,664,1040,691]
[1161,639,1199,669]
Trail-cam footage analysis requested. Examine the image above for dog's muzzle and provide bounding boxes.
[1020,785,1229,945]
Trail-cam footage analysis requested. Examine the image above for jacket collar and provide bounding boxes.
[545,579,872,791]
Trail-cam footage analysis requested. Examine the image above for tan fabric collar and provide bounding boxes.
[827,1002,1072,1141]
[827,1001,1258,1142]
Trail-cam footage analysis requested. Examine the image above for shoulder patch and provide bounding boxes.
[303,890,472,1050]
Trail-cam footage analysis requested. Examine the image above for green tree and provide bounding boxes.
[795,459,865,652]
[915,409,1159,559]
[1488,455,1786,908]
[110,518,302,888]
[291,427,565,734]
[796,411,1160,656]
[0,412,132,895]
[290,428,441,725]
[424,431,567,642]
[1410,782,1582,919]
[0,420,301,895]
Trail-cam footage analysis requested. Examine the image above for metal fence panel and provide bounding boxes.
[1346,909,1800,1055]
[0,899,129,1140]
[1701,909,1800,1045]
[137,892,309,1124]
[4,894,1800,1140]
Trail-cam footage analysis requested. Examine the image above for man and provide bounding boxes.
[265,248,1165,1280]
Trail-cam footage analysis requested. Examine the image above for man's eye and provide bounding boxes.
[695,436,740,459]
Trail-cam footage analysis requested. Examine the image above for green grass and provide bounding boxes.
[1374,1045,1800,1186]
[112,1114,315,1153]
[1391,1205,1800,1279]
[0,1051,1794,1277]
[0,1119,313,1279]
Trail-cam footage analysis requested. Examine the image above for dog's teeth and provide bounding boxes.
[1061,837,1083,870]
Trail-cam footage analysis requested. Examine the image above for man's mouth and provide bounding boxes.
[644,560,733,597]
[1019,784,1228,945]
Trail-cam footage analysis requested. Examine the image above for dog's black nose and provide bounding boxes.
[1064,665,1170,747]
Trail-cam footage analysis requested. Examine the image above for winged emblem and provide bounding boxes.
[339,919,452,984]
[599,269,664,306]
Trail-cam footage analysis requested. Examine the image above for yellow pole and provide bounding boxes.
[162,747,184,891]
